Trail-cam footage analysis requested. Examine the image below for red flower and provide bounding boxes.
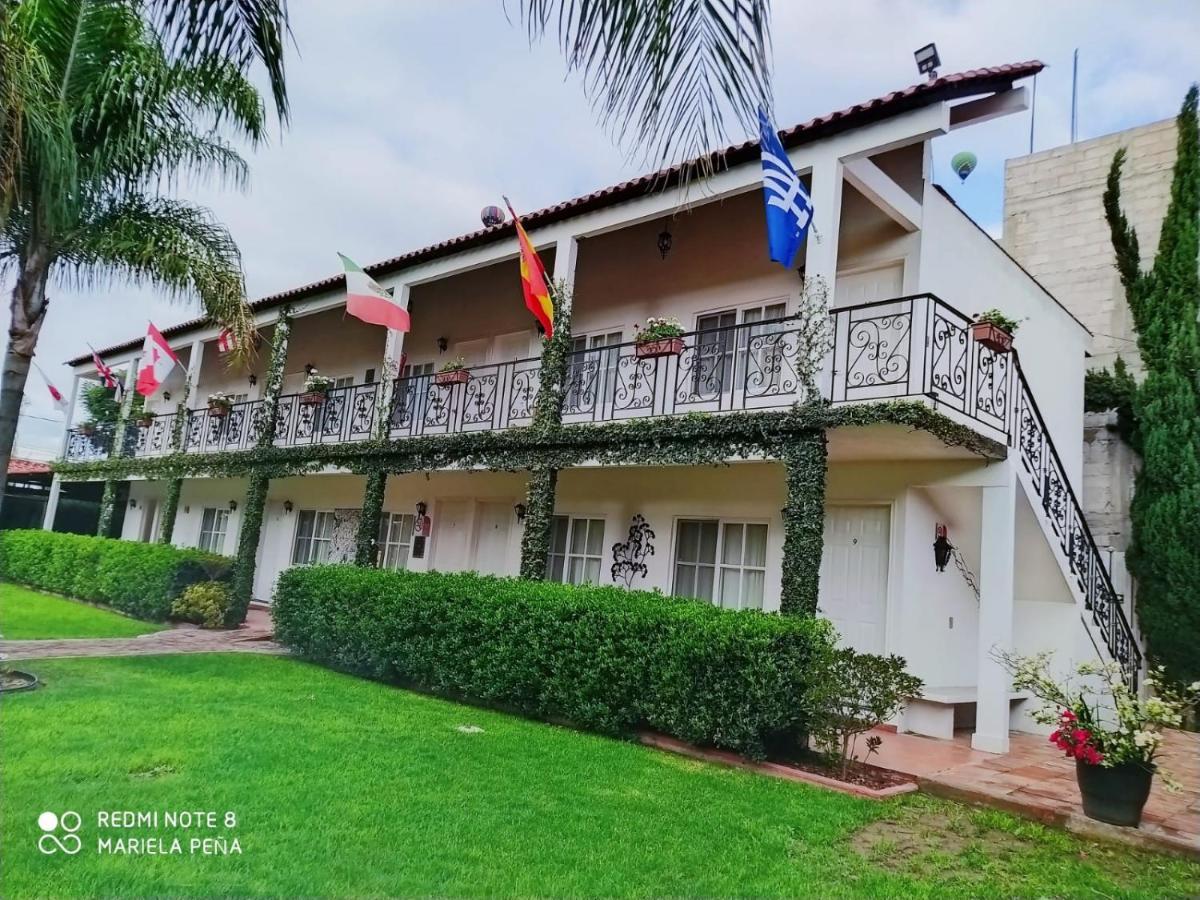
[1071,728,1091,744]
[1060,709,1077,722]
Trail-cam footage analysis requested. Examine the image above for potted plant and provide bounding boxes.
[434,357,471,386]
[136,411,156,428]
[971,308,1021,353]
[300,371,335,405]
[634,316,686,358]
[79,420,97,437]
[999,651,1199,827]
[207,391,234,417]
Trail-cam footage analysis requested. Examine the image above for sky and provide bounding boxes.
[7,0,1199,456]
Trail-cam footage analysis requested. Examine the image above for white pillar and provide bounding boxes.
[972,464,1018,754]
[374,283,411,438]
[553,236,579,310]
[803,156,844,306]
[185,338,205,402]
[42,374,84,530]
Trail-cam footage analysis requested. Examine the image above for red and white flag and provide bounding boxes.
[89,345,123,401]
[136,323,185,398]
[339,253,410,332]
[216,327,237,353]
[32,362,69,414]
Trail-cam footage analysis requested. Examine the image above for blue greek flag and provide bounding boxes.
[758,107,812,267]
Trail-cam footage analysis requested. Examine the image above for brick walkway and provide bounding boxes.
[0,606,281,660]
[871,727,1200,858]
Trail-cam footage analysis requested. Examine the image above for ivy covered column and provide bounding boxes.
[779,430,828,616]
[229,308,292,618]
[519,466,558,579]
[157,373,194,544]
[97,364,139,536]
[354,469,388,566]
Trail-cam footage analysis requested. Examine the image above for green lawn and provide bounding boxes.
[2,654,1195,898]
[0,583,164,639]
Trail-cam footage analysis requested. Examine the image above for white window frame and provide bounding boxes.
[198,507,230,553]
[377,511,416,570]
[292,508,336,565]
[671,517,770,610]
[546,515,606,585]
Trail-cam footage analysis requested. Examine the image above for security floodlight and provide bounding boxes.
[914,43,940,81]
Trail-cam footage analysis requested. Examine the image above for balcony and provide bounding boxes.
[62,295,1013,462]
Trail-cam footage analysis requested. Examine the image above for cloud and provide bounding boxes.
[5,0,1197,455]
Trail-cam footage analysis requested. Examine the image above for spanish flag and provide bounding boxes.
[504,197,554,337]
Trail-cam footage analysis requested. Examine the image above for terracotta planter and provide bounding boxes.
[208,403,231,417]
[635,336,685,359]
[79,425,96,437]
[1075,759,1153,827]
[971,322,1014,354]
[299,391,328,406]
[137,416,156,428]
[434,369,471,386]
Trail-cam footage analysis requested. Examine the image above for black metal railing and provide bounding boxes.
[561,319,809,423]
[64,424,120,461]
[389,357,541,438]
[1011,355,1141,689]
[828,294,1012,437]
[272,382,379,446]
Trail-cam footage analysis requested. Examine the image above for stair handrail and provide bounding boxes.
[1009,350,1142,688]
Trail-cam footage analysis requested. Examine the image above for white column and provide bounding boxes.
[374,283,411,438]
[803,156,844,307]
[43,373,84,530]
[553,236,579,313]
[972,464,1018,754]
[185,338,205,403]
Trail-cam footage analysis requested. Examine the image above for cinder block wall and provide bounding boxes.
[1002,119,1177,553]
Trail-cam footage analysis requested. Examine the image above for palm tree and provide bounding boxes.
[0,0,266,510]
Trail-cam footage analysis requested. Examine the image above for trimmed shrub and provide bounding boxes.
[0,530,232,621]
[171,581,234,629]
[273,565,834,759]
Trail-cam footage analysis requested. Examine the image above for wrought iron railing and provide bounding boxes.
[1011,355,1141,688]
[561,318,810,424]
[389,357,541,438]
[65,424,120,461]
[272,383,379,446]
[828,294,1012,437]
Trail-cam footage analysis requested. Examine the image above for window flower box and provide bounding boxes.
[635,336,686,359]
[434,368,471,386]
[970,322,1014,354]
[79,422,97,437]
[300,392,328,406]
[300,370,335,405]
[137,413,156,428]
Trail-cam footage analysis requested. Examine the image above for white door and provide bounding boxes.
[834,263,904,307]
[818,506,890,653]
[452,339,490,368]
[139,500,158,543]
[490,330,537,363]
[432,500,472,572]
[473,502,513,576]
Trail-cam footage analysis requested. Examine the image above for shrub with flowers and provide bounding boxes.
[206,391,234,412]
[303,371,335,394]
[998,650,1200,782]
[634,316,685,343]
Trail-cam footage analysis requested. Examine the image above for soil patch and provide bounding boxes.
[851,808,1027,870]
[776,751,913,791]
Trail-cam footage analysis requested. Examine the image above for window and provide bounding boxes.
[377,512,415,570]
[333,375,355,389]
[198,507,230,553]
[546,516,605,584]
[292,509,335,565]
[693,304,788,399]
[566,331,623,413]
[673,519,768,610]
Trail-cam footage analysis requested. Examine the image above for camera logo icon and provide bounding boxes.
[38,811,82,856]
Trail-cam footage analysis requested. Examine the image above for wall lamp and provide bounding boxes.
[229,500,238,512]
[248,374,258,387]
[933,523,952,572]
[513,503,527,523]
[657,220,673,260]
[415,501,428,517]
[283,500,294,514]
[436,337,448,353]
[304,363,316,375]
[128,498,137,509]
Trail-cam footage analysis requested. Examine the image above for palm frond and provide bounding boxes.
[517,0,772,175]
[147,0,291,122]
[56,193,256,356]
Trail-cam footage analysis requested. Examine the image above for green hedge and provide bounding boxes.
[0,530,232,621]
[273,566,834,758]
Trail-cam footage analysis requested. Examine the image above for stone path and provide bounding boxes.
[871,726,1200,858]
[0,606,281,661]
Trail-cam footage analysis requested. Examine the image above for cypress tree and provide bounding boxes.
[1103,85,1200,684]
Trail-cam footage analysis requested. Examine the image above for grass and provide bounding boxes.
[0,583,164,640]
[2,654,1196,898]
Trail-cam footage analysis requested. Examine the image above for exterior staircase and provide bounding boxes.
[1009,353,1142,688]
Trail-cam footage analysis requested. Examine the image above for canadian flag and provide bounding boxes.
[136,323,185,398]
[216,327,236,353]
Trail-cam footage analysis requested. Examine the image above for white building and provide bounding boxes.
[48,61,1141,754]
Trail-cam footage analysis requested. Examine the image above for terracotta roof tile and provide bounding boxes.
[8,458,52,476]
[69,61,1042,365]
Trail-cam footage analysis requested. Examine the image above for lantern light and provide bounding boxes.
[914,43,940,81]
[933,523,952,572]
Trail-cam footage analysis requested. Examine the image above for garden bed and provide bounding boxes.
[0,669,39,693]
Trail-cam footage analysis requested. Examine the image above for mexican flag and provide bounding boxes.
[339,253,410,332]
[136,322,185,398]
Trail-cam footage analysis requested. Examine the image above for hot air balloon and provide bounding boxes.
[951,151,978,183]
[480,205,506,227]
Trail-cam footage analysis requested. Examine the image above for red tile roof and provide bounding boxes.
[8,458,52,476]
[69,61,1042,365]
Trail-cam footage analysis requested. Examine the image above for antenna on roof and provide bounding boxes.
[1070,48,1080,144]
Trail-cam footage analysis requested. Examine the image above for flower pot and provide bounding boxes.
[137,416,155,429]
[299,392,328,406]
[434,369,471,386]
[1075,759,1153,827]
[80,425,96,437]
[208,404,230,417]
[971,322,1014,354]
[635,337,685,359]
